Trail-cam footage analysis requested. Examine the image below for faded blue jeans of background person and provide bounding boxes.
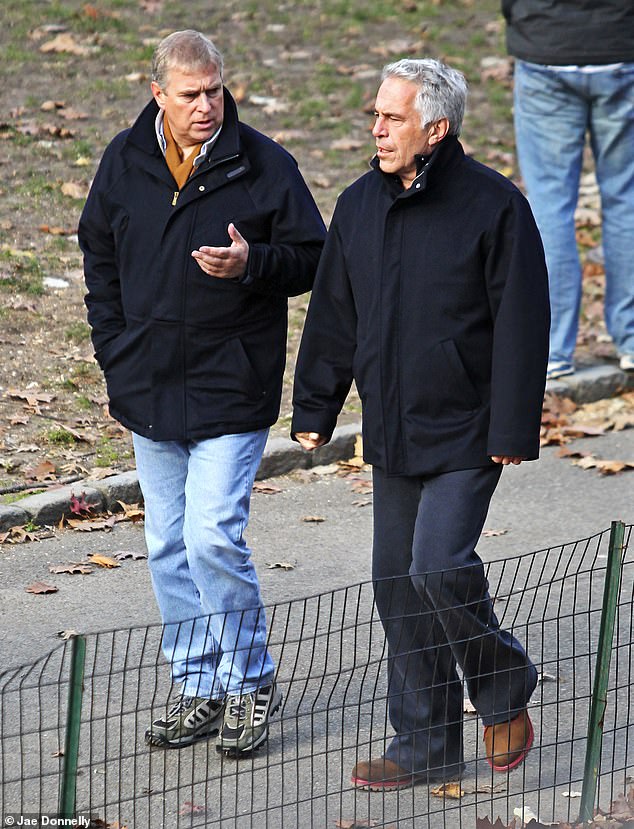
[132,430,275,701]
[513,60,634,368]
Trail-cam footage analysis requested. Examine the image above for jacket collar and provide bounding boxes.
[371,134,465,197]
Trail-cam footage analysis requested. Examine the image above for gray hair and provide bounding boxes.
[151,30,224,90]
[381,58,468,135]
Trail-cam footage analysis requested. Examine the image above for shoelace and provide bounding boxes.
[227,696,247,722]
[167,695,195,717]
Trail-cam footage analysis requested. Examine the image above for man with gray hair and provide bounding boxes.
[79,30,325,755]
[292,59,549,789]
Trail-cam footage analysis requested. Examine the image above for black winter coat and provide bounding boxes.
[291,136,550,477]
[503,0,634,65]
[79,91,326,441]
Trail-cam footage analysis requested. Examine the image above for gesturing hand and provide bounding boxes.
[191,222,249,280]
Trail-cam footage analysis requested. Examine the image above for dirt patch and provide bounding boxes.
[0,0,615,500]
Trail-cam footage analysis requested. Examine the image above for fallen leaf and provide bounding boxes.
[301,515,325,523]
[482,528,508,537]
[57,630,79,639]
[49,563,93,575]
[70,492,95,515]
[179,802,206,816]
[41,100,65,111]
[7,388,56,407]
[39,33,97,56]
[26,581,58,594]
[61,181,88,199]
[112,550,147,561]
[24,460,57,482]
[66,515,117,532]
[431,781,464,799]
[252,482,282,494]
[266,561,295,570]
[88,553,120,568]
[115,501,145,522]
[561,791,582,798]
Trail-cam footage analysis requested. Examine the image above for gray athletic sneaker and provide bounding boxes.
[145,694,225,748]
[216,683,283,755]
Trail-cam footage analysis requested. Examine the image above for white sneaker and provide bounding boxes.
[619,354,634,372]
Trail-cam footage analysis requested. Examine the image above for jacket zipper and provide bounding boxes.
[170,152,241,208]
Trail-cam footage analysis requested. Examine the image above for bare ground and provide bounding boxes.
[0,0,618,501]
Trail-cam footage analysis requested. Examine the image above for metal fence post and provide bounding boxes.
[578,520,626,824]
[58,634,86,819]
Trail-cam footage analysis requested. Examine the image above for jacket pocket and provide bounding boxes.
[405,338,481,420]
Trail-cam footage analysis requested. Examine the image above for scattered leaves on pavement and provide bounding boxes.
[540,391,634,474]
[0,525,52,544]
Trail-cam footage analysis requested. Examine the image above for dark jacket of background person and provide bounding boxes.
[502,0,634,65]
[291,135,550,477]
[79,89,326,441]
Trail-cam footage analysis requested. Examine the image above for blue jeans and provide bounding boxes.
[513,60,634,365]
[132,430,275,699]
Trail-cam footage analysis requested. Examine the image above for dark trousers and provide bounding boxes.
[371,465,537,776]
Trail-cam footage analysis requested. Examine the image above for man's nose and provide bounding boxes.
[197,92,212,111]
[372,116,386,137]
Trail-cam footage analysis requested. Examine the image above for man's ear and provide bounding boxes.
[151,81,166,110]
[428,117,450,146]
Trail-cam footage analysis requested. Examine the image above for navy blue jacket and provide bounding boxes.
[79,90,325,440]
[291,136,550,476]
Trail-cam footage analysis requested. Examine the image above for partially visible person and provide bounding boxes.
[79,30,325,755]
[503,0,634,378]
[292,58,549,790]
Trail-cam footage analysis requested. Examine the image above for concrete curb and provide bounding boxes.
[0,364,631,533]
[0,423,361,533]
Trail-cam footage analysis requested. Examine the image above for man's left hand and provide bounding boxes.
[491,456,525,465]
[191,222,249,280]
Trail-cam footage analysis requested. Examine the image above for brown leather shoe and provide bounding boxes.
[351,758,423,791]
[483,710,534,772]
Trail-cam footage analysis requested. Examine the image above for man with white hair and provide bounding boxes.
[292,59,549,789]
[80,30,325,756]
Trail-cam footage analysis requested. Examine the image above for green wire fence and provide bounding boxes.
[1,522,632,828]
